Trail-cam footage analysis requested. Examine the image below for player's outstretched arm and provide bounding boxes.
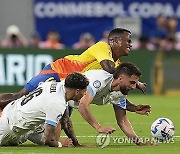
[126,99,151,115]
[78,90,116,134]
[0,88,29,109]
[113,108,140,144]
[113,108,155,146]
[78,90,101,130]
[61,109,81,147]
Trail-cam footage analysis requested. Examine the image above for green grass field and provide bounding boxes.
[0,95,179,154]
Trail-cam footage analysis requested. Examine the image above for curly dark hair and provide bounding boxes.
[65,72,89,89]
[113,62,141,79]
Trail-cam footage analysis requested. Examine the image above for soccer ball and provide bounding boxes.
[151,118,175,141]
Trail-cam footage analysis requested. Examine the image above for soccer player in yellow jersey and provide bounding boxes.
[0,28,144,107]
[0,28,146,146]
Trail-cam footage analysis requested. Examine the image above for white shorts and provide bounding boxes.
[0,106,28,146]
[0,117,44,146]
[0,104,45,146]
[0,111,18,146]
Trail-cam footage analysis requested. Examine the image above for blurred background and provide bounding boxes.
[0,0,180,95]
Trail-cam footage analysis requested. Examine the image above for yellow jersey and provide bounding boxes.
[50,41,120,79]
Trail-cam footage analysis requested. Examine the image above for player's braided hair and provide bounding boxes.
[113,62,141,79]
[65,72,89,89]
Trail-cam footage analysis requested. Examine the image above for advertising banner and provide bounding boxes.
[34,0,180,46]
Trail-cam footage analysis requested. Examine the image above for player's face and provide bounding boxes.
[119,74,139,95]
[73,88,87,102]
[119,32,132,56]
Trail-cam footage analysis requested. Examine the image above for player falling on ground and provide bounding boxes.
[69,62,155,145]
[0,28,146,109]
[0,28,146,146]
[0,72,89,147]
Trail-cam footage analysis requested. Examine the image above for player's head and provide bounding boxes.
[108,28,132,58]
[65,72,89,101]
[113,62,141,95]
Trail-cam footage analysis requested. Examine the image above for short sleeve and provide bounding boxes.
[45,102,65,127]
[87,71,112,97]
[112,98,127,110]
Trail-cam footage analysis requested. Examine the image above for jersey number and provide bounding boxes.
[21,87,43,106]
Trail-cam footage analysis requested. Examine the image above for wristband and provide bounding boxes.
[58,141,62,147]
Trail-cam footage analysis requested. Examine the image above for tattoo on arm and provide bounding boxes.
[61,109,80,146]
[44,124,58,147]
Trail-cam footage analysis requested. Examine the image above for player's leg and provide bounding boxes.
[24,73,59,92]
[0,88,29,110]
[0,65,60,110]
[0,113,7,146]
[0,110,19,146]
[24,68,60,93]
[28,124,72,147]
[27,124,45,145]
[0,70,53,110]
[0,133,20,146]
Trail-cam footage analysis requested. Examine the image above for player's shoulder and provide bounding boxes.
[46,82,67,106]
[84,69,110,74]
[86,41,111,57]
[86,70,113,92]
[94,41,109,47]
[38,81,65,95]
[84,70,113,81]
[87,41,109,50]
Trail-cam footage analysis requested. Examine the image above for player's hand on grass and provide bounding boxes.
[73,142,87,147]
[97,126,116,134]
[138,141,157,146]
[60,138,73,147]
[137,82,147,94]
[135,104,151,115]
